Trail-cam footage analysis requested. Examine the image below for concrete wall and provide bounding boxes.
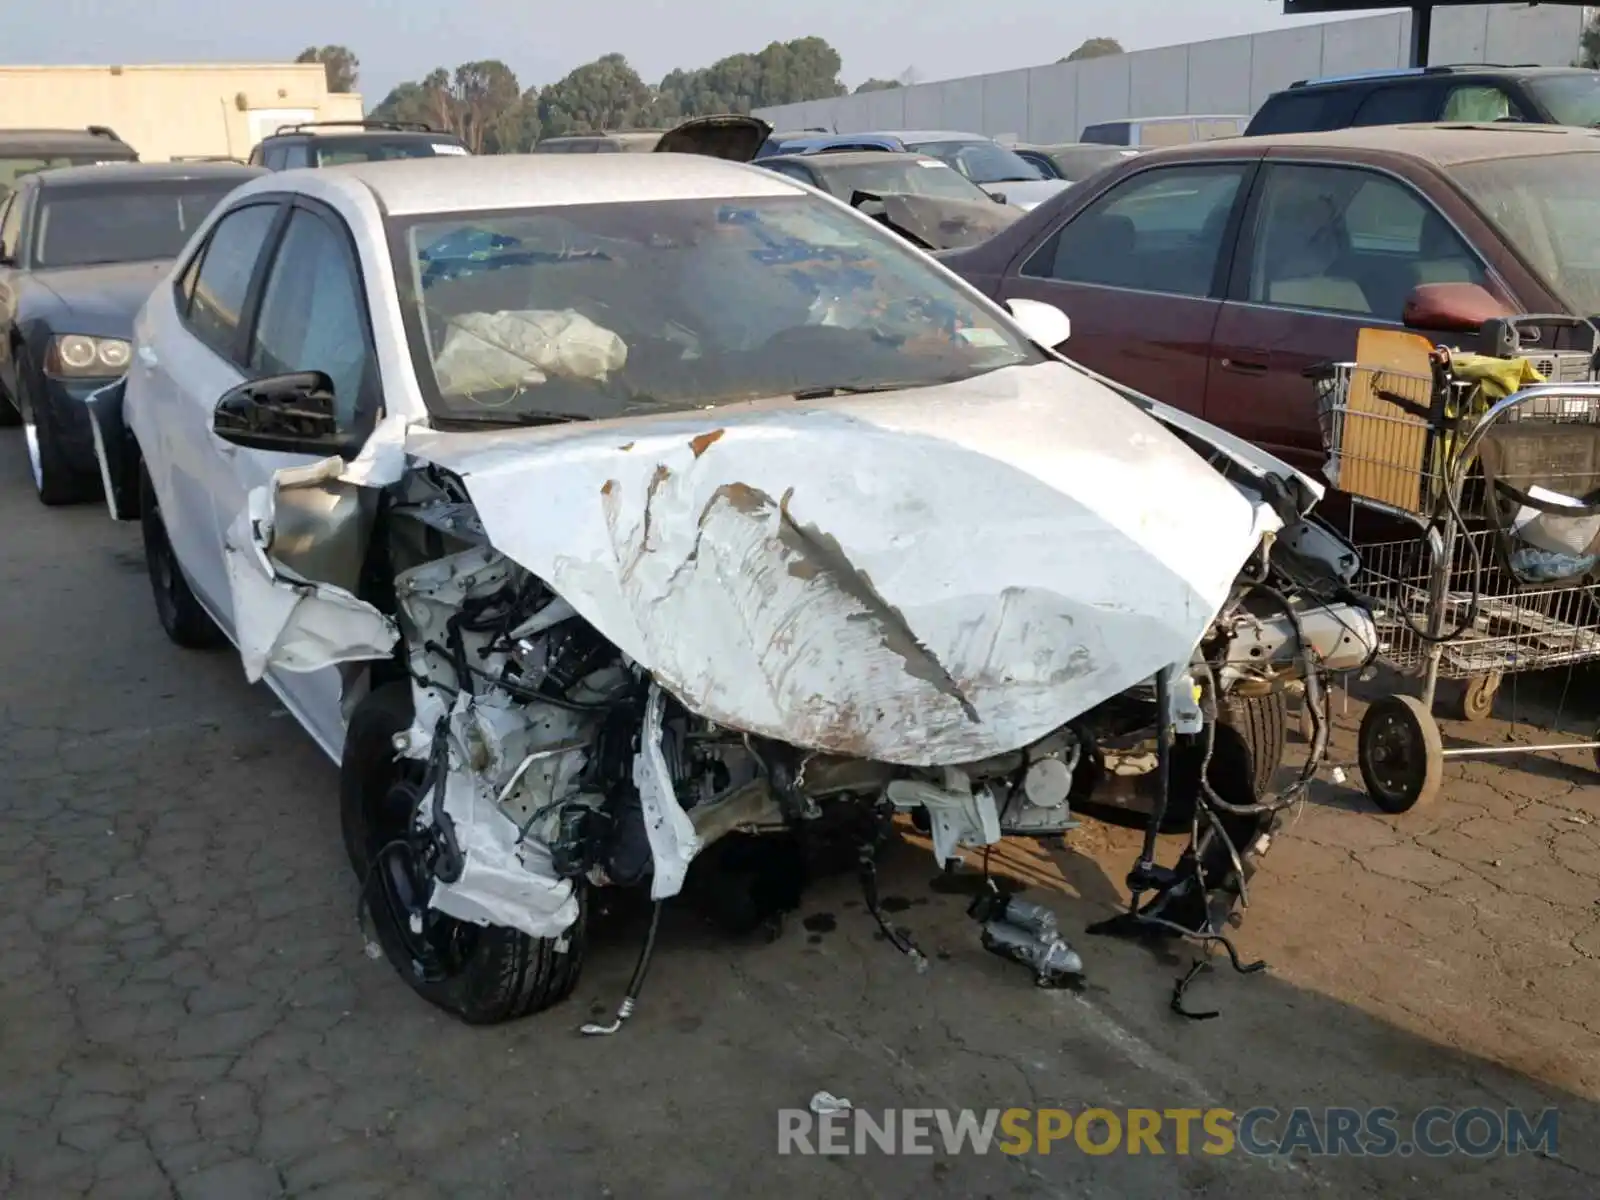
[0,64,364,161]
[755,4,1586,141]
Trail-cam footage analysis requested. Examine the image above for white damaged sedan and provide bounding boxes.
[91,142,1377,1024]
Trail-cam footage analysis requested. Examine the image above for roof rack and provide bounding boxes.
[1290,63,1544,88]
[272,119,438,136]
[86,124,124,140]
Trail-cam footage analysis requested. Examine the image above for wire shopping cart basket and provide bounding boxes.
[1311,355,1600,814]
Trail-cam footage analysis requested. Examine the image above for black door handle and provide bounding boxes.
[1219,356,1268,376]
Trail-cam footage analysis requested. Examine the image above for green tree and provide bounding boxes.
[538,54,664,139]
[452,60,522,153]
[1061,37,1124,64]
[658,37,847,116]
[370,68,456,133]
[1581,10,1600,68]
[855,78,902,93]
[295,44,360,93]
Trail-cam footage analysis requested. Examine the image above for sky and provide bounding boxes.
[14,0,1367,102]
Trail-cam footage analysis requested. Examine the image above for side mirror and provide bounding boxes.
[990,191,1008,205]
[1006,297,1072,348]
[212,371,357,460]
[1402,282,1511,334]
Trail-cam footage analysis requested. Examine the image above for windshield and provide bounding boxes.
[316,138,468,166]
[390,195,1041,424]
[904,140,1043,184]
[1525,73,1600,128]
[820,159,995,202]
[1450,152,1600,316]
[32,180,244,269]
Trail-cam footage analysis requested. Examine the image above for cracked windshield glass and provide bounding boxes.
[393,194,1042,424]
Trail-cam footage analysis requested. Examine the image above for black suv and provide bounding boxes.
[1246,65,1600,136]
[248,120,470,170]
[0,126,137,198]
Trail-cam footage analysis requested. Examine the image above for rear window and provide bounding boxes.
[1081,122,1132,147]
[0,154,128,199]
[314,137,468,166]
[1245,89,1359,135]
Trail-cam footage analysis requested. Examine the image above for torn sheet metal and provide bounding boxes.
[223,495,398,682]
[634,683,703,900]
[406,361,1281,768]
[426,692,580,939]
[222,414,414,681]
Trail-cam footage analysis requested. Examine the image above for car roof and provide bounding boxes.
[1147,122,1600,167]
[1288,64,1593,91]
[768,150,947,169]
[32,161,265,188]
[260,153,802,217]
[0,128,134,155]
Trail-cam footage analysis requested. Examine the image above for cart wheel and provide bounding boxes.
[1358,695,1444,814]
[1457,672,1502,723]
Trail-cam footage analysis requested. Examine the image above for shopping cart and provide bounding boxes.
[1311,347,1600,814]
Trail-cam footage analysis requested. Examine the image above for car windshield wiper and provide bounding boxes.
[793,376,978,400]
[435,410,585,429]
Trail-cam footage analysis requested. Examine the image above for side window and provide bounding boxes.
[187,203,280,361]
[1249,90,1357,135]
[1441,85,1525,123]
[247,207,372,430]
[1350,84,1444,126]
[1245,164,1486,321]
[173,244,203,314]
[283,144,312,169]
[1021,164,1246,299]
[262,143,288,171]
[0,192,22,261]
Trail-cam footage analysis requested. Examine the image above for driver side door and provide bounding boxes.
[207,197,384,756]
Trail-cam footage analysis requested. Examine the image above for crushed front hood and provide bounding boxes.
[406,362,1277,767]
[873,192,1022,250]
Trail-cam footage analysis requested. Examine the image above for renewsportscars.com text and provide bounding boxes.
[777,1106,1559,1158]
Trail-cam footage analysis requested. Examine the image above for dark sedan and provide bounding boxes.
[0,161,263,504]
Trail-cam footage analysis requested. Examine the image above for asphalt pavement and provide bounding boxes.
[0,431,1596,1199]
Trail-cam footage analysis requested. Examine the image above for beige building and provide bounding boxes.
[0,63,365,162]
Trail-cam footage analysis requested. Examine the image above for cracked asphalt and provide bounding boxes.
[1,436,1598,1198]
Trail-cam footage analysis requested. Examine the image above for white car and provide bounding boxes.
[90,137,1374,1025]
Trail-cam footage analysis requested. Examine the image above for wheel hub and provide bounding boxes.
[368,776,476,982]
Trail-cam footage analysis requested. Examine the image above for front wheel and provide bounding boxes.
[17,355,94,505]
[342,683,587,1025]
[139,464,224,649]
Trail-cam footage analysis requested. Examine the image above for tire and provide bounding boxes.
[139,464,225,649]
[342,682,587,1025]
[1164,690,1288,832]
[16,351,94,505]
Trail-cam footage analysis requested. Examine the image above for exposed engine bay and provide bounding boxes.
[220,362,1380,1027]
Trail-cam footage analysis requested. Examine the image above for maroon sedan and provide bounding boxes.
[941,123,1600,476]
